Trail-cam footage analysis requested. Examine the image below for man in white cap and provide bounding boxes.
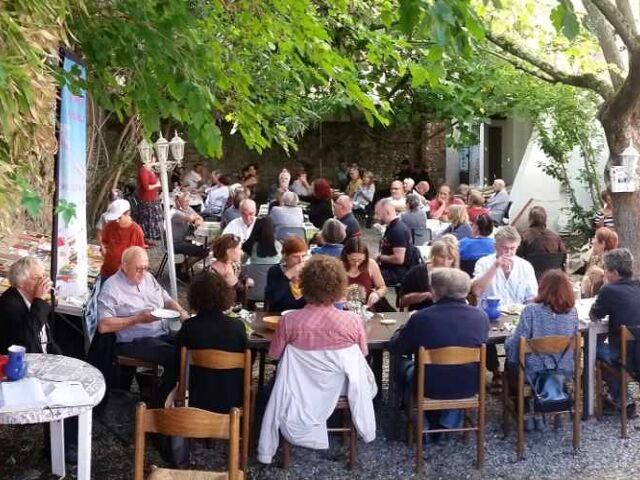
[100,198,146,279]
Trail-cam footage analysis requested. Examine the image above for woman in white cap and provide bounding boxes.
[100,199,146,279]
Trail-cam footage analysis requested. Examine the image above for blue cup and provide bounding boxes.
[6,345,27,381]
[334,301,346,310]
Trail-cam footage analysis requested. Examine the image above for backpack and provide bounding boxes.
[523,340,573,413]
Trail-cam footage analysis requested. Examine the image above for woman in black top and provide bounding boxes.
[175,271,248,413]
[265,236,308,313]
[308,178,334,229]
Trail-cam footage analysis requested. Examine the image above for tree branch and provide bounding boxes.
[583,0,626,90]
[486,31,615,100]
[483,48,557,84]
[589,0,640,53]
[615,0,638,37]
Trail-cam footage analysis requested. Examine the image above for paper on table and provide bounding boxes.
[44,381,92,408]
[0,378,48,412]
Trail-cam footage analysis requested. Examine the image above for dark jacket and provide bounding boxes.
[0,287,59,354]
[590,277,640,358]
[308,197,333,229]
[517,226,566,257]
[175,309,248,413]
[389,297,489,399]
[265,265,307,313]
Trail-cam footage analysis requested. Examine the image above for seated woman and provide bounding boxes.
[345,167,363,198]
[459,214,495,261]
[176,271,248,413]
[581,227,618,298]
[400,194,427,231]
[270,191,304,228]
[593,190,614,232]
[265,237,308,313]
[210,234,253,304]
[312,218,346,257]
[400,239,459,311]
[438,204,472,241]
[352,171,375,211]
[308,178,334,229]
[290,167,312,198]
[505,269,578,431]
[242,217,282,265]
[203,174,230,217]
[341,237,391,312]
[517,206,566,257]
[466,190,490,223]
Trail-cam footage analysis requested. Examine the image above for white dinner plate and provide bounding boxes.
[151,308,180,319]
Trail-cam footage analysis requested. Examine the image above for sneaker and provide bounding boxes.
[534,417,549,432]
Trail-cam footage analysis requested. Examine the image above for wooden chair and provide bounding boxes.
[596,325,640,438]
[502,335,581,458]
[115,355,161,404]
[133,403,242,480]
[178,348,254,472]
[281,397,357,470]
[408,345,486,471]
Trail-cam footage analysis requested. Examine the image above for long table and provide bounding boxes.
[248,310,607,418]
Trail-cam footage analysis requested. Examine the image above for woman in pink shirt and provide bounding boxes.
[269,255,368,360]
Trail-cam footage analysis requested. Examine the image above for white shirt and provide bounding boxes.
[18,289,47,353]
[473,254,538,305]
[203,185,230,215]
[222,217,255,243]
[257,345,377,464]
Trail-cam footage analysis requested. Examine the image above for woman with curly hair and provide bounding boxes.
[176,271,248,413]
[268,255,368,359]
[308,178,334,229]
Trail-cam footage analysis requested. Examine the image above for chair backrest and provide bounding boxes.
[525,252,566,280]
[459,259,477,277]
[178,348,251,412]
[621,325,640,372]
[134,403,241,480]
[411,228,432,246]
[517,334,581,384]
[416,345,486,400]
[241,263,271,302]
[274,225,306,243]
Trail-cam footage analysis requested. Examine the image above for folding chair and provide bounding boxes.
[596,325,640,438]
[411,228,432,246]
[178,348,254,472]
[133,403,242,480]
[502,335,581,458]
[408,345,486,471]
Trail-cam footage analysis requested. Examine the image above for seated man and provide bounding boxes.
[486,179,510,224]
[171,192,209,280]
[0,257,58,354]
[333,195,362,241]
[389,268,489,435]
[387,180,407,213]
[590,248,640,415]
[375,198,412,285]
[471,226,537,386]
[222,199,257,243]
[258,256,376,464]
[97,246,188,404]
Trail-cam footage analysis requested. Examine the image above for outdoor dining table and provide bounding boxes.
[0,354,105,480]
[248,305,607,418]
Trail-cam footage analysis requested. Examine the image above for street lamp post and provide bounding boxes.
[138,132,186,300]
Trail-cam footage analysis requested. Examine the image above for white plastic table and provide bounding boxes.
[0,354,105,480]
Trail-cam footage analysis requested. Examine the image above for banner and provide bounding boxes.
[54,51,88,299]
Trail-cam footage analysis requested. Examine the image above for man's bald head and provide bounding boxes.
[121,246,150,285]
[375,198,397,225]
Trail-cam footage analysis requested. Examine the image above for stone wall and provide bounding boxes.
[182,120,447,199]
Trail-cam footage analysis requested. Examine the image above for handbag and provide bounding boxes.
[522,341,572,413]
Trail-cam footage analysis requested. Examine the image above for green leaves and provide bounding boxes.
[55,199,77,227]
[550,0,579,40]
[16,177,43,218]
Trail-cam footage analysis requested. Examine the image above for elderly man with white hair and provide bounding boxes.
[222,198,257,242]
[0,256,58,354]
[389,268,489,436]
[97,246,188,404]
[334,194,361,241]
[387,180,407,213]
[486,179,510,224]
[402,177,415,195]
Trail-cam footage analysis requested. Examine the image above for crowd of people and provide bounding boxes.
[3,155,637,472]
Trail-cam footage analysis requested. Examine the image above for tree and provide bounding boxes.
[435,0,638,258]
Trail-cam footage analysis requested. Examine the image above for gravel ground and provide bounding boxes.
[3,383,640,480]
[2,228,639,479]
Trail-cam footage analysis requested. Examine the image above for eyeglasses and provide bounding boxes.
[135,265,150,273]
